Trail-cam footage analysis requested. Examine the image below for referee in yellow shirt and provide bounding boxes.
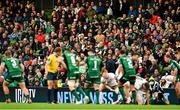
[44,47,67,103]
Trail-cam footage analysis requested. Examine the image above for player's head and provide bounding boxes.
[160,77,166,86]
[54,47,62,56]
[88,49,95,56]
[164,53,171,63]
[119,50,126,56]
[5,50,12,58]
[64,45,72,51]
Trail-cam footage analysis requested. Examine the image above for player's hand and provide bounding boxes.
[0,76,4,82]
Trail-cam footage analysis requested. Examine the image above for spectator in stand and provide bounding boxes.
[35,29,45,43]
[128,6,138,17]
[0,0,179,105]
[95,30,105,43]
[106,54,116,74]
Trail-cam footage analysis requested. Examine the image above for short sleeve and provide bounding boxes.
[117,58,123,65]
[84,57,88,63]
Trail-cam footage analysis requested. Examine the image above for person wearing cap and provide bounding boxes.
[44,47,67,104]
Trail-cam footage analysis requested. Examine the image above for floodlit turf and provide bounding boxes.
[0,103,179,110]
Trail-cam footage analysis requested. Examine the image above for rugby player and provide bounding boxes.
[0,50,31,103]
[44,47,67,103]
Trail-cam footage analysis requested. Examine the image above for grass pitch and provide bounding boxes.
[0,103,179,110]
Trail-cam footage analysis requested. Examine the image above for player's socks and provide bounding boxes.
[5,94,11,103]
[84,89,92,103]
[24,95,32,103]
[77,86,86,97]
[132,91,136,104]
[95,90,99,104]
[116,92,121,101]
[53,89,58,103]
[48,89,53,103]
[85,89,90,96]
[119,87,125,101]
[77,87,90,104]
[71,89,81,101]
[25,94,30,99]
[5,94,10,100]
[99,91,103,104]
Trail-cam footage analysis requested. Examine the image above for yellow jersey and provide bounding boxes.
[47,54,59,73]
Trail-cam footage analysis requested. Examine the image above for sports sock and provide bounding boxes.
[54,89,58,103]
[48,89,53,103]
[132,91,136,104]
[99,91,103,104]
[77,86,86,97]
[24,94,30,99]
[5,94,10,100]
[85,88,90,97]
[71,89,81,101]
[119,87,126,101]
[95,90,99,104]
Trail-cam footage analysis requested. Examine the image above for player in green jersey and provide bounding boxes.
[164,53,180,103]
[0,50,31,103]
[63,48,89,104]
[84,50,104,104]
[116,50,138,104]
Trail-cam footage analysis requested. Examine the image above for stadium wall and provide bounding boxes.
[0,87,178,104]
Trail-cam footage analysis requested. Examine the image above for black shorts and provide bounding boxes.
[120,74,136,85]
[47,72,58,80]
[6,75,24,83]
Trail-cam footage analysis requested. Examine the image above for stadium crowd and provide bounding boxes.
[0,0,179,104]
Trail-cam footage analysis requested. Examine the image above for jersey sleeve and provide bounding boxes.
[1,59,5,64]
[117,57,123,65]
[84,57,88,63]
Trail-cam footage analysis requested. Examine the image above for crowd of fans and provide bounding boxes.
[0,0,179,89]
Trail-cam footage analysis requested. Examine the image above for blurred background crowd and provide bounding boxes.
[0,0,179,89]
